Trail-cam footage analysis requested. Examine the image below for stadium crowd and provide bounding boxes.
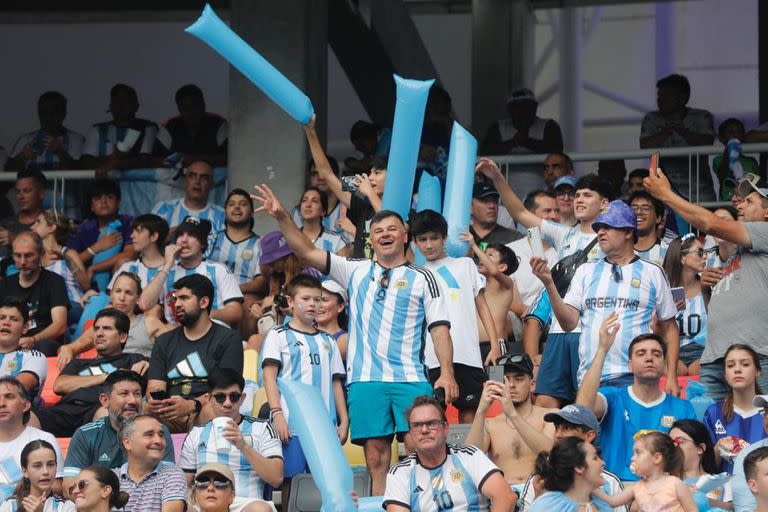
[0,73,765,512]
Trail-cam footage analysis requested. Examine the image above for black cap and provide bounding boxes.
[473,182,499,199]
[175,216,212,246]
[496,353,534,377]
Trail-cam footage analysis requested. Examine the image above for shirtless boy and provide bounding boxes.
[465,353,556,488]
[465,236,525,361]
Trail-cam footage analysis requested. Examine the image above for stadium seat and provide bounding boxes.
[286,471,371,512]
[251,386,268,418]
[342,436,398,468]
[42,358,62,406]
[243,349,259,383]
[79,348,98,359]
[57,437,71,459]
[659,375,698,399]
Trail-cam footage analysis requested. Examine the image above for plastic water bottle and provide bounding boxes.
[687,380,715,421]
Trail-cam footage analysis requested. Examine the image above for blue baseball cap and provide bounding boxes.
[553,175,577,191]
[544,403,600,434]
[592,200,638,242]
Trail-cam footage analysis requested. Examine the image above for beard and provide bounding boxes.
[227,218,250,230]
[178,308,202,326]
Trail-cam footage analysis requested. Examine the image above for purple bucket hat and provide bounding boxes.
[259,231,293,265]
[592,200,638,242]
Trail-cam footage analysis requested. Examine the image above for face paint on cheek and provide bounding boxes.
[296,303,304,310]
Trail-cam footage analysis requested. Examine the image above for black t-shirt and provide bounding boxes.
[0,270,70,337]
[58,352,148,407]
[148,322,244,398]
[470,224,524,250]
[347,194,376,259]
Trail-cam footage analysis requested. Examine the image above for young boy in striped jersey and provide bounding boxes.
[410,210,497,424]
[108,214,169,291]
[180,369,282,512]
[260,274,348,505]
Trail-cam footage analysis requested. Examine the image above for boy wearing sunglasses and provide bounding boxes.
[260,273,348,505]
[180,369,282,512]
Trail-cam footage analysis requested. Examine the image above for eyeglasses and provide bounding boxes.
[193,478,232,489]
[611,263,623,283]
[211,392,243,404]
[555,189,574,198]
[682,248,706,258]
[376,267,391,301]
[409,419,445,432]
[631,205,653,214]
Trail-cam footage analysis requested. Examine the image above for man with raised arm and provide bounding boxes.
[252,184,458,495]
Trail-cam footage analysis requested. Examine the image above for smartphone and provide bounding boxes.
[487,365,505,384]
[150,390,170,401]
[433,386,446,406]
[527,227,545,259]
[341,175,359,192]
[650,151,660,175]
[671,287,686,303]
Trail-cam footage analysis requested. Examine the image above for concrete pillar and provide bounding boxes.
[471,0,533,140]
[655,2,676,80]
[558,8,583,153]
[228,0,328,234]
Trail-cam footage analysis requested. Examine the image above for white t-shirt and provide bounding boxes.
[383,444,501,512]
[0,427,63,501]
[423,257,485,369]
[506,238,558,306]
[159,260,244,326]
[179,415,283,499]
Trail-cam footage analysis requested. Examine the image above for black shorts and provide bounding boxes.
[34,402,100,438]
[478,340,514,365]
[428,363,487,411]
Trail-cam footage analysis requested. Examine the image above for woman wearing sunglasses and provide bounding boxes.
[191,464,238,512]
[663,234,710,376]
[70,466,129,512]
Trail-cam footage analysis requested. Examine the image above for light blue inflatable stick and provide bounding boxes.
[443,122,478,257]
[185,4,314,124]
[412,173,442,265]
[74,292,111,340]
[278,378,354,512]
[381,75,434,219]
[91,218,123,292]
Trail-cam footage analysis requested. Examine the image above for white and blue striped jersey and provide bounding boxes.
[292,203,353,245]
[634,239,669,266]
[82,121,157,156]
[383,444,501,512]
[261,325,345,431]
[45,257,84,305]
[159,260,244,326]
[108,258,162,291]
[677,292,707,347]
[422,257,485,369]
[306,227,347,254]
[564,257,677,383]
[0,350,46,404]
[209,231,261,285]
[0,427,63,502]
[538,219,603,334]
[179,415,283,499]
[10,130,84,169]
[151,198,225,244]
[327,253,450,384]
[0,496,74,512]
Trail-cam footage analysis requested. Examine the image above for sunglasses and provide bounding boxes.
[193,477,232,489]
[555,189,575,198]
[211,392,243,404]
[69,480,94,495]
[409,419,445,432]
[682,248,706,258]
[376,267,391,301]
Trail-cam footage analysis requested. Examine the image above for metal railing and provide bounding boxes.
[490,142,768,209]
[7,142,768,212]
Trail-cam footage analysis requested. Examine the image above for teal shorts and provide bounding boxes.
[347,381,434,445]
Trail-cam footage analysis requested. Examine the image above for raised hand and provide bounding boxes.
[598,311,620,352]
[475,158,503,182]
[252,184,286,219]
[643,166,673,200]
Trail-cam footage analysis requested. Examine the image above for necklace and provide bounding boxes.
[505,406,533,428]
